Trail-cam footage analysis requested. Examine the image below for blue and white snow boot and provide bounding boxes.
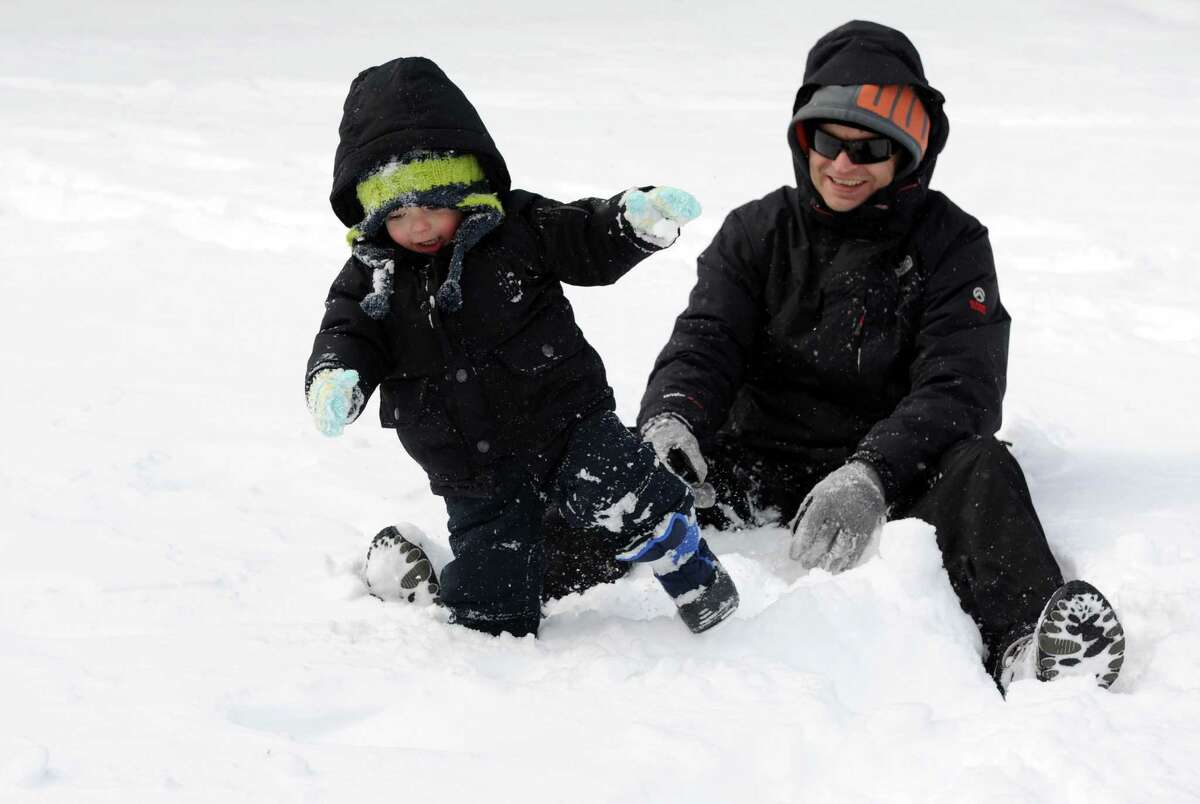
[364,525,440,604]
[996,579,1125,694]
[618,511,738,633]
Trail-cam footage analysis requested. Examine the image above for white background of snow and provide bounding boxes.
[2,0,1199,800]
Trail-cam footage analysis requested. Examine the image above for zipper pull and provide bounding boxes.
[853,308,866,373]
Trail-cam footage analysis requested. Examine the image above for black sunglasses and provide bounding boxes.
[809,127,895,165]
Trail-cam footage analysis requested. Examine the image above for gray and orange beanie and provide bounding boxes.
[347,150,504,316]
[791,84,930,178]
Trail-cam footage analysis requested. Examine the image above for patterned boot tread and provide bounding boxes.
[1036,580,1125,689]
[365,526,440,604]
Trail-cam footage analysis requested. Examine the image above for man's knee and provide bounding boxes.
[938,436,1018,476]
[917,435,1040,525]
[906,437,1030,515]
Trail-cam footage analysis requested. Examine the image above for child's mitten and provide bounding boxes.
[621,186,701,248]
[307,368,363,437]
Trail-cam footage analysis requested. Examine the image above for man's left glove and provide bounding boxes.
[621,186,701,248]
[789,461,887,573]
[307,368,364,437]
[641,413,716,508]
[642,413,707,485]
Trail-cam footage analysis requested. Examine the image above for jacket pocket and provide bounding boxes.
[492,305,585,375]
[379,376,428,428]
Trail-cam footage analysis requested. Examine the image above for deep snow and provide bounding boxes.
[2,1,1199,801]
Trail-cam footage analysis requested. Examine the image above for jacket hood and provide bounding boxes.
[787,21,949,226]
[330,57,511,228]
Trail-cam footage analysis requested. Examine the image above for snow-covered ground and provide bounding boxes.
[3,1,1199,800]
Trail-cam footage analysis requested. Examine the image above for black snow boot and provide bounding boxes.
[618,510,739,634]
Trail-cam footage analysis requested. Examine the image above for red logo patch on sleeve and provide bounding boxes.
[969,287,988,315]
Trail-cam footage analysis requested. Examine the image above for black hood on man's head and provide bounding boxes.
[330,57,511,228]
[798,21,932,103]
[788,21,949,202]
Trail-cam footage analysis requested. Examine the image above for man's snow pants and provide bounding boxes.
[701,435,1065,672]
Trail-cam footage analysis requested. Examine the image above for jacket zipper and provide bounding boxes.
[853,306,866,373]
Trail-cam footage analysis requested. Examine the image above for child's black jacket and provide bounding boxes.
[308,191,658,497]
[308,57,661,497]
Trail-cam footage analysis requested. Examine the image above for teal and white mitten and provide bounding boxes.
[307,368,363,437]
[621,186,701,248]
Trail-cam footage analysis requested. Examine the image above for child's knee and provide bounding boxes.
[561,445,689,532]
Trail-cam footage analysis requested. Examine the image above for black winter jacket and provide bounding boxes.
[638,22,1010,503]
[308,57,660,497]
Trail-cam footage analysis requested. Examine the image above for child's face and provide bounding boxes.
[384,207,463,254]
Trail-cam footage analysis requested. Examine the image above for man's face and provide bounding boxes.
[807,122,898,212]
[384,206,464,254]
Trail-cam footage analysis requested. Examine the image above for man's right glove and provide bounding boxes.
[641,414,715,507]
[621,186,701,248]
[307,368,363,437]
[789,461,887,573]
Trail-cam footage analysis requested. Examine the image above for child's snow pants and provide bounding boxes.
[437,410,691,637]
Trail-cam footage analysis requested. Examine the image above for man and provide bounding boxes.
[638,20,1126,692]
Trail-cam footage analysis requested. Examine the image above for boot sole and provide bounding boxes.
[1036,580,1125,688]
[365,526,440,603]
